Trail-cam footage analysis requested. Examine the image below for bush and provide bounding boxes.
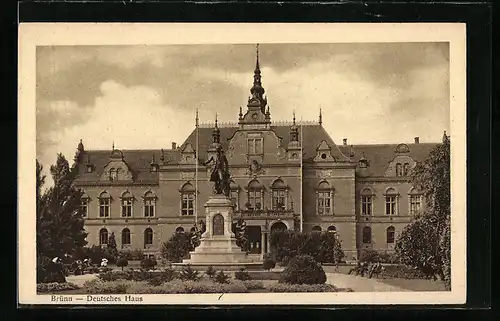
[98,271,125,282]
[378,252,400,264]
[119,249,145,261]
[37,282,80,293]
[205,266,217,279]
[263,258,276,271]
[269,283,338,292]
[280,256,291,267]
[359,250,380,263]
[83,279,130,294]
[179,265,201,281]
[116,257,129,271]
[140,258,157,270]
[214,271,230,284]
[377,265,429,279]
[242,280,264,290]
[161,232,193,263]
[234,268,251,281]
[37,256,66,284]
[126,279,248,294]
[279,255,327,285]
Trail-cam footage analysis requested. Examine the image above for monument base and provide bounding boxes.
[181,194,254,265]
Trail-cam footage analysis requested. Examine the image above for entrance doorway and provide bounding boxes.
[247,226,262,254]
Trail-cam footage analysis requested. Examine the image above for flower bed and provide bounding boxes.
[376,265,429,279]
[268,283,340,292]
[37,282,81,293]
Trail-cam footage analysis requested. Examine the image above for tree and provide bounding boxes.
[161,232,193,263]
[395,136,451,288]
[36,154,88,260]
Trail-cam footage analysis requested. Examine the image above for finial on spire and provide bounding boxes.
[256,43,260,70]
[215,113,218,127]
[293,110,296,124]
[319,108,323,126]
[160,148,165,162]
[112,141,115,150]
[195,108,199,127]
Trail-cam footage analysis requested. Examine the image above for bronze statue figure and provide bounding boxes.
[202,145,231,197]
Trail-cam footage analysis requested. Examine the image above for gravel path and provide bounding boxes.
[326,273,409,292]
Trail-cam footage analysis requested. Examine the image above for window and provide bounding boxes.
[403,163,410,176]
[362,226,372,244]
[360,188,373,216]
[121,228,131,246]
[180,183,195,216]
[144,228,153,248]
[247,180,263,210]
[327,226,337,233]
[143,191,156,217]
[229,181,239,210]
[395,163,402,176]
[99,228,108,245]
[80,196,89,218]
[386,226,395,244]
[312,226,322,232]
[109,168,117,181]
[316,181,332,215]
[385,188,398,215]
[175,226,184,234]
[409,189,423,215]
[121,191,133,217]
[98,192,111,218]
[247,138,263,155]
[271,179,287,210]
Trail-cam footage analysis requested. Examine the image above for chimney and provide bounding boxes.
[343,138,347,146]
[172,142,176,150]
[414,137,419,144]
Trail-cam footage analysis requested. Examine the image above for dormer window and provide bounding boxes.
[396,163,403,176]
[109,168,117,181]
[403,163,410,176]
[247,137,263,155]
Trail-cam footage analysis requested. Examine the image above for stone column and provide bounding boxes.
[260,231,266,259]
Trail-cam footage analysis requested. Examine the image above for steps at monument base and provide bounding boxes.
[171,261,263,271]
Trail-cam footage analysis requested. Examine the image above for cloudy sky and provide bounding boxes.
[36,42,449,179]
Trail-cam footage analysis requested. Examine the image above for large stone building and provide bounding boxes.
[72,49,444,261]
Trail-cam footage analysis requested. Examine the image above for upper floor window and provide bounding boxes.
[98,191,111,218]
[395,163,403,176]
[385,188,398,215]
[316,181,333,215]
[271,179,287,210]
[403,163,410,176]
[386,226,395,244]
[121,228,131,246]
[362,226,372,244]
[180,183,195,216]
[143,191,156,218]
[99,228,108,245]
[80,193,89,218]
[409,188,423,215]
[121,191,133,218]
[247,137,263,155]
[360,188,373,216]
[246,180,263,210]
[109,168,117,181]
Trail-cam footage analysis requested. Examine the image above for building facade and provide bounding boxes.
[72,50,443,261]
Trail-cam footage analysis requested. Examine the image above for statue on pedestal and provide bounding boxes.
[202,145,231,197]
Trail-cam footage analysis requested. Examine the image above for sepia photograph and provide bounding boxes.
[18,23,466,305]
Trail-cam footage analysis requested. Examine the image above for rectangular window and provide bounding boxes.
[272,190,286,210]
[385,196,397,215]
[99,199,110,218]
[361,196,372,215]
[409,195,422,215]
[230,190,239,210]
[121,199,132,217]
[181,193,195,216]
[144,199,155,217]
[248,190,262,209]
[80,198,88,218]
[247,138,263,155]
[317,191,332,215]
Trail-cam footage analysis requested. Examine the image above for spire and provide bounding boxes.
[319,109,323,126]
[112,141,115,151]
[78,139,84,152]
[195,108,199,128]
[239,106,243,120]
[290,110,299,142]
[212,113,220,143]
[160,148,165,162]
[248,43,267,114]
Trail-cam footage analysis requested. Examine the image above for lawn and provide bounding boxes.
[376,278,448,291]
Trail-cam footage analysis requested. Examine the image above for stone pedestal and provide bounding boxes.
[182,195,250,264]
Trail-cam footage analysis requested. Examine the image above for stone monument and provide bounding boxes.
[181,145,250,264]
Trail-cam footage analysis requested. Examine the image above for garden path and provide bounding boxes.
[326,273,409,292]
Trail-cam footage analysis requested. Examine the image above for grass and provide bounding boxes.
[376,278,448,291]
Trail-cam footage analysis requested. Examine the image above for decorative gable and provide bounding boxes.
[313,140,335,162]
[100,149,133,181]
[385,154,416,177]
[179,143,197,165]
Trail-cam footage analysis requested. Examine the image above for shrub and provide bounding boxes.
[126,280,248,294]
[116,258,129,271]
[37,256,66,284]
[140,258,157,270]
[205,266,217,279]
[359,250,380,263]
[37,282,80,293]
[269,283,338,292]
[98,271,123,282]
[280,256,291,267]
[234,268,251,281]
[179,265,201,281]
[377,265,428,279]
[83,279,130,294]
[214,271,230,284]
[279,255,327,285]
[263,258,276,271]
[242,280,264,290]
[161,232,193,263]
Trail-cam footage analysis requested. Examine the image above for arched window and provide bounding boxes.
[99,228,108,245]
[143,191,156,217]
[229,180,240,210]
[362,226,372,244]
[144,228,153,248]
[312,226,322,232]
[80,192,89,218]
[180,183,195,216]
[385,188,398,215]
[270,221,287,233]
[109,168,117,181]
[121,228,131,246]
[316,181,333,215]
[175,226,185,234]
[403,163,410,176]
[121,191,133,218]
[386,226,395,244]
[246,180,263,210]
[98,191,111,218]
[360,188,374,216]
[395,163,403,177]
[408,188,423,215]
[271,179,287,210]
[327,225,337,233]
